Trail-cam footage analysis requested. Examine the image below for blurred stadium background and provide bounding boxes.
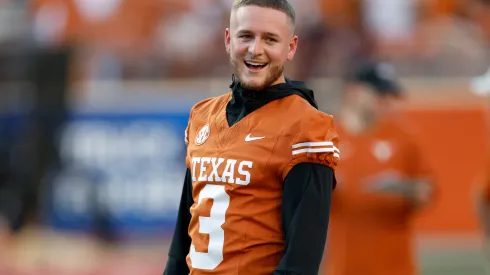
[0,0,488,274]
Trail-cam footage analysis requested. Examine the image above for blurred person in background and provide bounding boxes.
[164,0,340,274]
[322,62,435,275]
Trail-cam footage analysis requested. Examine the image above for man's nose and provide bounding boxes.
[248,39,264,56]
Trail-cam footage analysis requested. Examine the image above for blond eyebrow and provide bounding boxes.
[236,30,281,39]
[263,32,280,39]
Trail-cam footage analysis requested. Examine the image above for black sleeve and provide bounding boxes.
[163,168,194,275]
[274,163,334,275]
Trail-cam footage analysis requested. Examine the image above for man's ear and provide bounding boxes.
[225,28,231,54]
[287,35,298,61]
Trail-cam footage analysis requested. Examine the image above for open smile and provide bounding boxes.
[244,61,268,72]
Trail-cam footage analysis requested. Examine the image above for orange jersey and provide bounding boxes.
[323,118,433,275]
[184,93,339,274]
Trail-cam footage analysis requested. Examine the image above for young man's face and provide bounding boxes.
[225,5,298,91]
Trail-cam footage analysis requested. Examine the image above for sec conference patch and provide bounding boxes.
[195,124,210,145]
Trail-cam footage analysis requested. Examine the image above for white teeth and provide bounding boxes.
[246,61,265,66]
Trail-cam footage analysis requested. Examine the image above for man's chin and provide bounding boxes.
[234,78,258,90]
[240,81,266,91]
[239,77,267,91]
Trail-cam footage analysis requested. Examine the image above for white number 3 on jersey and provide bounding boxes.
[190,184,230,270]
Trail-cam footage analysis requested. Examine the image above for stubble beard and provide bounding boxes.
[230,56,284,91]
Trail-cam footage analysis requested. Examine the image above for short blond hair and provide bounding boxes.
[232,0,296,26]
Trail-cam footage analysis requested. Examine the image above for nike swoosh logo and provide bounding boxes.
[245,134,265,142]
